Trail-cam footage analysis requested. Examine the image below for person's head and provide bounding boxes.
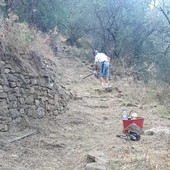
[93,50,98,56]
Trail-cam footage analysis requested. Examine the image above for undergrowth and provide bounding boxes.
[0,14,53,59]
[110,57,170,116]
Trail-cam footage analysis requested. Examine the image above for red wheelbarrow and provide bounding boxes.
[123,117,144,133]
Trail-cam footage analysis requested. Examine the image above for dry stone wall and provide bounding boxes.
[0,52,72,132]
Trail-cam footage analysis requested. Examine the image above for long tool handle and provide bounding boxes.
[82,73,94,79]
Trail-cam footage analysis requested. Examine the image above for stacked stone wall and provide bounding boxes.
[0,53,71,132]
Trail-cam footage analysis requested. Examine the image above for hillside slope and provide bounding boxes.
[0,40,170,170]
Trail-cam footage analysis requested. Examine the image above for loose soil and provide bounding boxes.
[0,53,170,170]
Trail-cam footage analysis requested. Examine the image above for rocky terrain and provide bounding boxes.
[0,42,170,170]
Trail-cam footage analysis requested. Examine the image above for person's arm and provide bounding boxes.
[93,62,99,78]
[95,62,99,71]
[94,55,100,70]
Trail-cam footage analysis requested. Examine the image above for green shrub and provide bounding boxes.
[157,105,169,116]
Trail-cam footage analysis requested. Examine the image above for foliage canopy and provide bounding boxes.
[1,0,170,84]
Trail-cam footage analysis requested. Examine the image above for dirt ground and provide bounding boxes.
[0,54,170,170]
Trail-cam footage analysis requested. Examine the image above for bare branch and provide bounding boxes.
[159,7,170,25]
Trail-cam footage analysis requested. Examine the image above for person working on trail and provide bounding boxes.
[93,50,110,86]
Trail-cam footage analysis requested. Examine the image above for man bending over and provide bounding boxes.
[93,50,110,87]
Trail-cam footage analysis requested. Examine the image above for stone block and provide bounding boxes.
[0,85,3,90]
[9,100,18,108]
[0,105,8,112]
[0,99,7,107]
[30,87,35,94]
[0,124,9,132]
[7,73,16,82]
[36,107,45,118]
[9,109,20,119]
[35,99,40,106]
[4,68,11,74]
[48,99,55,105]
[19,97,25,104]
[0,92,8,99]
[31,79,38,85]
[9,82,17,88]
[8,94,17,101]
[20,108,25,114]
[25,96,34,105]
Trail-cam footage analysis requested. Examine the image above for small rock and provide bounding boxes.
[86,151,109,166]
[126,103,138,107]
[116,93,124,98]
[125,123,144,135]
[104,87,113,92]
[114,87,122,93]
[85,163,107,170]
[74,96,83,100]
[145,126,170,135]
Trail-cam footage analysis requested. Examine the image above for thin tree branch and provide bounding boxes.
[159,7,170,25]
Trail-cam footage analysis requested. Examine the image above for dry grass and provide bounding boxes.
[112,72,170,117]
[0,14,53,59]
